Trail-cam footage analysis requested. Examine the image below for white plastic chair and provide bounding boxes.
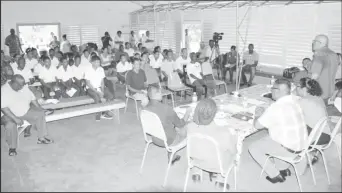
[184,133,237,192]
[159,82,175,108]
[139,110,187,187]
[332,97,341,164]
[213,74,228,95]
[259,117,329,192]
[124,72,142,120]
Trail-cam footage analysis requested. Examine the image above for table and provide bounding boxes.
[174,84,273,166]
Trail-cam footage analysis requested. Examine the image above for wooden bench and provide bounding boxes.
[41,96,95,110]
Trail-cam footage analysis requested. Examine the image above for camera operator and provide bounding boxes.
[208,39,223,80]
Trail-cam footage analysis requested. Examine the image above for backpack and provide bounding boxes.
[283,67,300,79]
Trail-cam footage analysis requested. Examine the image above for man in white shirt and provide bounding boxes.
[39,56,59,99]
[56,56,80,98]
[114,31,125,51]
[187,52,213,100]
[12,57,34,84]
[249,79,308,184]
[116,54,133,83]
[25,48,39,70]
[72,55,86,96]
[124,42,135,57]
[175,48,191,82]
[85,55,115,121]
[161,50,178,83]
[141,31,154,50]
[1,74,53,156]
[241,44,259,87]
[60,34,71,54]
[48,49,59,68]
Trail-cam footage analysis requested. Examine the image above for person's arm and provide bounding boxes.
[128,85,144,94]
[5,36,10,46]
[40,79,52,89]
[1,108,23,125]
[254,53,259,66]
[311,56,323,80]
[189,73,200,81]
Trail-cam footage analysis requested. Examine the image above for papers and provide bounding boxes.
[45,99,59,104]
[245,98,265,106]
[66,88,77,97]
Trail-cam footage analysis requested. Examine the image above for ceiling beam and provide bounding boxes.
[285,0,293,5]
[217,1,236,9]
[201,1,219,10]
[181,2,200,11]
[258,0,270,7]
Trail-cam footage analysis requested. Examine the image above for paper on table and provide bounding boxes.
[246,98,265,106]
[66,88,77,97]
[45,99,59,104]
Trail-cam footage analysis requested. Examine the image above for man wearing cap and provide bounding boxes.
[101,32,113,48]
[5,29,23,57]
[311,34,339,101]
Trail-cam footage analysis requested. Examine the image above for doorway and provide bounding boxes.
[183,22,202,53]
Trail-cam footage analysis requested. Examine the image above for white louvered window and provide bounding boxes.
[62,26,81,46]
[81,25,99,45]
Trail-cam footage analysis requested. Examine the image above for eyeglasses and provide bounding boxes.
[312,40,322,44]
[271,87,279,90]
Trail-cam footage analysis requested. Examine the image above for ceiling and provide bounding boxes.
[129,0,335,14]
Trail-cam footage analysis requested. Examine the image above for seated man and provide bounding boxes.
[175,48,191,82]
[39,56,61,99]
[114,45,129,62]
[126,58,149,107]
[292,58,312,84]
[241,44,259,87]
[1,64,14,86]
[222,45,239,84]
[249,79,307,184]
[85,55,115,121]
[161,50,177,83]
[1,74,53,156]
[72,55,86,96]
[25,48,39,71]
[187,52,213,100]
[116,54,132,84]
[55,56,80,98]
[201,56,216,97]
[124,42,135,57]
[144,85,192,164]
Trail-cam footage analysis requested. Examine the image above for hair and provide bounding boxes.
[119,44,124,49]
[129,56,135,63]
[181,48,187,53]
[131,30,134,34]
[49,48,54,53]
[31,47,37,52]
[62,34,67,39]
[91,55,101,62]
[299,78,323,96]
[193,99,217,125]
[165,50,173,56]
[105,31,109,36]
[335,80,342,90]
[274,78,291,92]
[25,47,32,54]
[154,46,161,52]
[231,45,236,50]
[68,58,74,66]
[83,49,89,54]
[90,52,97,57]
[138,43,142,48]
[59,55,68,63]
[134,52,140,57]
[71,45,77,50]
[153,50,159,54]
[125,42,130,46]
[42,56,51,62]
[302,57,311,63]
[248,43,254,47]
[132,58,140,64]
[117,31,122,34]
[209,40,214,43]
[57,51,64,57]
[110,61,117,69]
[141,51,149,58]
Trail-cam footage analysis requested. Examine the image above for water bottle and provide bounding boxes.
[270,76,275,85]
[192,92,198,103]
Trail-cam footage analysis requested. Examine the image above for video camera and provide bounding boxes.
[213,32,224,44]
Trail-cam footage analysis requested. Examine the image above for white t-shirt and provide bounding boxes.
[114,35,125,49]
[124,48,135,57]
[13,66,34,83]
[51,57,59,68]
[149,55,163,69]
[161,60,177,77]
[60,40,71,53]
[243,51,259,65]
[72,65,86,80]
[175,56,191,71]
[187,62,203,84]
[25,58,39,70]
[39,66,57,83]
[56,66,73,82]
[1,82,36,117]
[116,61,133,73]
[33,63,45,75]
[81,56,92,68]
[84,66,105,89]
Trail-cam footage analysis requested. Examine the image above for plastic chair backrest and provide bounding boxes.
[306,117,329,150]
[326,116,342,148]
[187,133,226,176]
[140,110,168,145]
[334,97,341,112]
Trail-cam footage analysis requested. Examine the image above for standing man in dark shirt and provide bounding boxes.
[5,29,23,57]
[101,32,113,48]
[144,86,192,164]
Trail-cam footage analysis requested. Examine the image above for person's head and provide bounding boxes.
[119,45,124,52]
[200,41,205,49]
[12,54,21,63]
[9,74,26,91]
[120,54,127,63]
[153,50,160,59]
[71,45,78,53]
[17,57,26,70]
[2,64,14,79]
[49,48,55,57]
[10,29,15,35]
[53,36,58,41]
[26,47,33,59]
[138,43,143,50]
[302,58,312,69]
[312,34,329,51]
[60,55,68,68]
[193,98,217,125]
[209,40,214,48]
[31,48,38,57]
[132,58,140,71]
[125,42,131,49]
[90,55,101,69]
[141,52,149,62]
[141,47,148,53]
[296,77,322,97]
[102,46,108,54]
[181,48,188,57]
[131,31,135,36]
[154,46,161,53]
[43,56,51,69]
[74,55,81,67]
[162,49,168,57]
[90,52,97,59]
[62,34,67,40]
[54,46,60,53]
[271,79,291,100]
[146,31,150,37]
[148,85,163,102]
[117,31,122,36]
[107,45,113,54]
[230,45,236,53]
[185,29,188,35]
[134,52,141,59]
[104,31,110,37]
[68,58,74,67]
[83,49,90,58]
[50,32,54,36]
[166,50,173,60]
[248,44,254,52]
[190,52,197,62]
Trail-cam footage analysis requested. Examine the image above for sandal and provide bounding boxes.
[37,137,54,144]
[9,148,17,156]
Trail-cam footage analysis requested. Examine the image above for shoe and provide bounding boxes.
[9,148,17,156]
[279,169,291,177]
[101,112,113,120]
[247,83,252,87]
[215,181,230,190]
[95,113,101,122]
[192,174,201,183]
[37,137,54,144]
[266,174,286,184]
